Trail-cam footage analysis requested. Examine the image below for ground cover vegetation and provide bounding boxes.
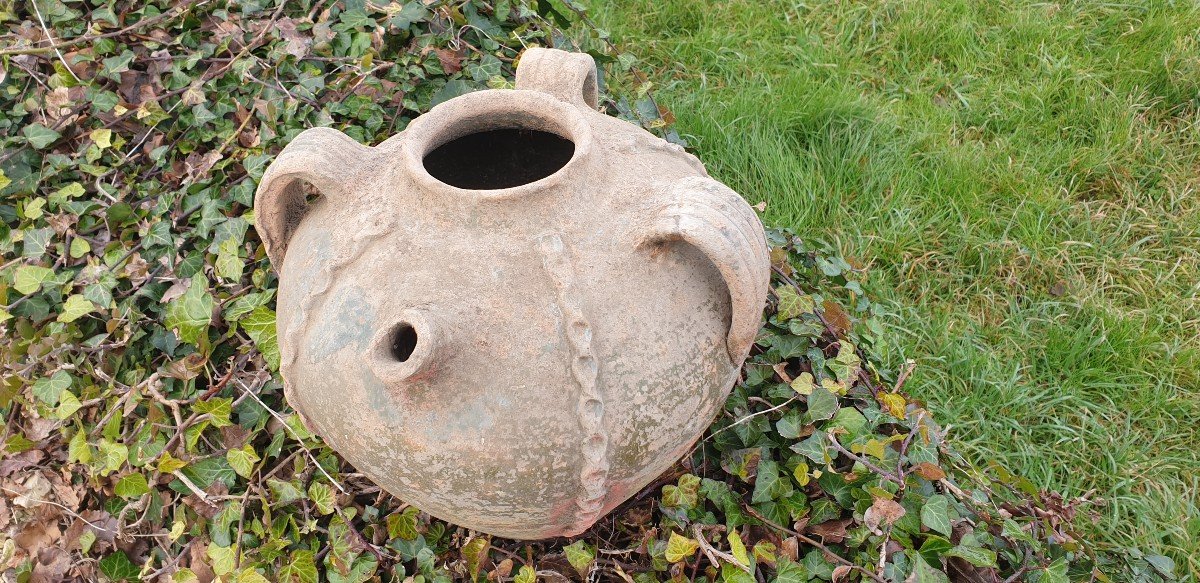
[0,0,1188,581]
[590,0,1200,576]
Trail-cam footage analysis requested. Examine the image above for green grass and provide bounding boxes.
[591,0,1200,573]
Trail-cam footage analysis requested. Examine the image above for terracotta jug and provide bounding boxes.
[253,48,769,539]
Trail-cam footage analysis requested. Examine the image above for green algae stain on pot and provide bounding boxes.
[307,285,374,362]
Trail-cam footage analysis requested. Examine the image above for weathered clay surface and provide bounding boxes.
[254,48,770,539]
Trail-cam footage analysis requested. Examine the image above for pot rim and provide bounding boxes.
[397,88,594,200]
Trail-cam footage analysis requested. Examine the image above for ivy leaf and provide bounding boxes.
[237,568,271,583]
[563,540,595,577]
[98,551,140,581]
[791,431,830,464]
[387,506,420,540]
[805,385,838,422]
[1035,558,1069,583]
[1145,555,1176,579]
[171,568,199,582]
[23,124,61,149]
[68,430,92,464]
[114,472,150,498]
[751,459,793,503]
[90,128,113,148]
[827,342,861,383]
[775,285,814,320]
[944,544,998,567]
[280,549,319,583]
[792,461,811,486]
[97,439,129,475]
[194,397,233,427]
[13,265,54,295]
[32,371,71,406]
[326,553,377,583]
[57,294,96,322]
[720,562,755,583]
[70,237,91,258]
[215,236,244,280]
[662,473,701,508]
[226,444,260,478]
[308,481,336,515]
[158,451,187,474]
[222,291,274,323]
[79,530,97,555]
[181,456,236,489]
[22,228,52,258]
[918,536,954,567]
[165,275,214,344]
[909,554,951,583]
[51,182,85,202]
[664,531,699,563]
[23,198,46,220]
[1001,518,1039,548]
[790,371,815,396]
[208,544,238,577]
[461,536,490,580]
[268,478,306,505]
[773,557,809,583]
[879,392,907,418]
[514,566,536,583]
[830,407,868,441]
[4,435,35,454]
[776,410,804,439]
[921,494,954,537]
[241,306,280,370]
[727,530,751,568]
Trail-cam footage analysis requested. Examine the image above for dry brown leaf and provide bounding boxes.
[864,497,907,533]
[0,450,44,478]
[434,48,465,74]
[779,536,799,561]
[913,462,947,481]
[187,540,217,583]
[275,17,311,58]
[807,518,852,544]
[490,558,514,581]
[30,547,72,583]
[821,300,852,336]
[14,514,62,556]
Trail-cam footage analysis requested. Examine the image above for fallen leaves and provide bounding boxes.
[0,1,1147,581]
[864,497,907,533]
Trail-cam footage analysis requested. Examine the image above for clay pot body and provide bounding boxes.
[254,48,769,539]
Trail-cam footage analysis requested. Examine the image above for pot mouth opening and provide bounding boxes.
[401,90,591,197]
[423,128,575,190]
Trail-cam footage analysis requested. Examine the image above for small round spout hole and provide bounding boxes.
[390,324,419,362]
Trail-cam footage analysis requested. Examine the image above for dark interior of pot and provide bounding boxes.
[423,128,574,190]
[390,323,418,362]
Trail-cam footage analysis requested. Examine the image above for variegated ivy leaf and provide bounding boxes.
[164,275,214,344]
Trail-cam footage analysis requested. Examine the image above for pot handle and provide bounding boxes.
[515,47,599,110]
[254,127,379,271]
[640,176,771,364]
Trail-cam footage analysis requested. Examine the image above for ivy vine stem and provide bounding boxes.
[0,0,205,56]
[741,503,889,583]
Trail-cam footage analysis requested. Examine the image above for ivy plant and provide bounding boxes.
[0,0,1175,581]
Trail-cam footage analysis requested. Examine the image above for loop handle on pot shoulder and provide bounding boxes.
[641,176,771,364]
[254,127,379,271]
[515,47,599,110]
